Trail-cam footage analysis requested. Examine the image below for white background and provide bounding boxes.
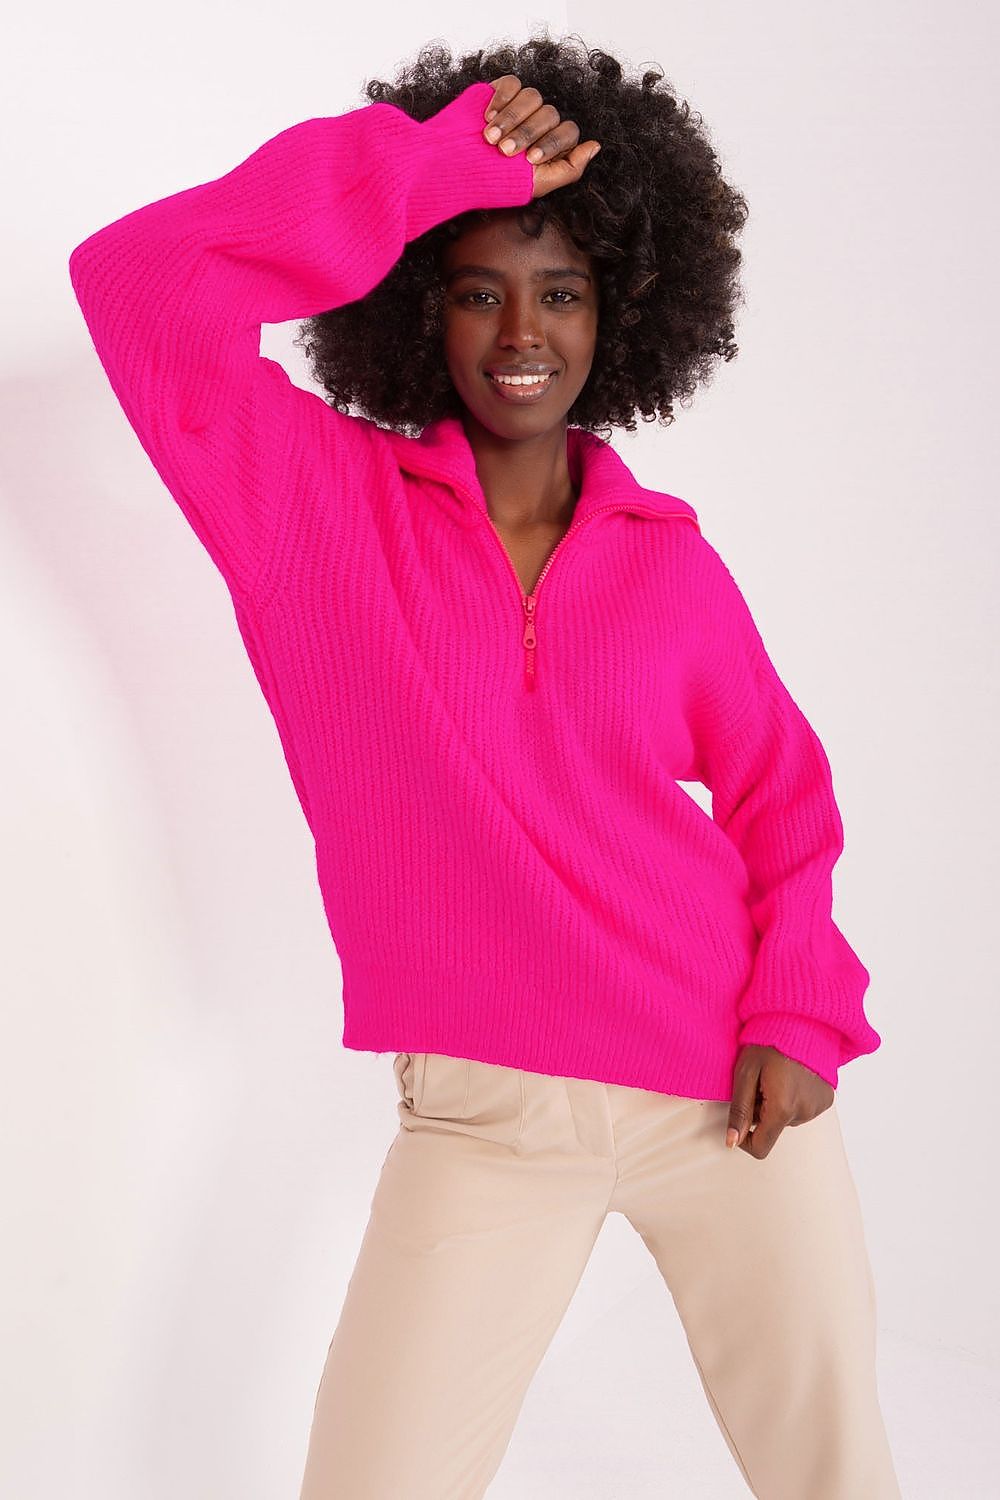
[4,2,997,1496]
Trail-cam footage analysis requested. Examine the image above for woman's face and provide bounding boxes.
[439,209,599,438]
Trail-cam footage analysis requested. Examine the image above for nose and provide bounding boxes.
[496,294,544,350]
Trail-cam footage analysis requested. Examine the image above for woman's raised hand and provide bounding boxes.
[482,74,601,200]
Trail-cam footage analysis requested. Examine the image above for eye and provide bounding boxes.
[455,289,581,306]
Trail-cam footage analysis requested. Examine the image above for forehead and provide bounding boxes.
[442,210,590,269]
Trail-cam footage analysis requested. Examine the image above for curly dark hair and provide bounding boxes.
[292,29,750,439]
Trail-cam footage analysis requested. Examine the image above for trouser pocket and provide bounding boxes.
[394,1052,524,1148]
[393,1051,422,1114]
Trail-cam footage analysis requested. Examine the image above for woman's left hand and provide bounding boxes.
[725,1044,835,1158]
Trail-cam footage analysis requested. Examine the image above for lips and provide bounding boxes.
[485,369,558,402]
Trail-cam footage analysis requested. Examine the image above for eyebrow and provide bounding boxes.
[444,264,592,286]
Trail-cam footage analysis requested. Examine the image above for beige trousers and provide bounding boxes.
[298,1052,901,1500]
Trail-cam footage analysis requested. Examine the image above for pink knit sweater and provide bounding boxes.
[68,79,881,1099]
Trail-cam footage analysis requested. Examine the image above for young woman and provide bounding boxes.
[69,31,901,1500]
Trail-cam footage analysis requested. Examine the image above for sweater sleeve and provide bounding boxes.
[689,538,882,1089]
[67,81,535,600]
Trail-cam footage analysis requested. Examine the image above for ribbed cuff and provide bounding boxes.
[736,1011,848,1089]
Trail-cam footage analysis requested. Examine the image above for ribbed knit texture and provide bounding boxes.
[68,79,881,1099]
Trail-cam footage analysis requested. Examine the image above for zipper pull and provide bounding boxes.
[522,594,537,691]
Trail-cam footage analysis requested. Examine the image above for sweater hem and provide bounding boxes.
[339,964,744,1104]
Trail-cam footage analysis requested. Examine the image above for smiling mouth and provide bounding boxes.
[485,370,558,400]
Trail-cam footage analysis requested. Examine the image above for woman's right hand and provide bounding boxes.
[481,74,601,199]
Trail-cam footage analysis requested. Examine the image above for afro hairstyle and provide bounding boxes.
[293,29,750,439]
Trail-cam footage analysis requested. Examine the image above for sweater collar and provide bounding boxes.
[383,416,700,536]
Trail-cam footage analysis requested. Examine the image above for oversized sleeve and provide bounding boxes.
[688,536,882,1089]
[67,81,535,600]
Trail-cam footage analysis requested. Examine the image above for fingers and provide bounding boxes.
[726,1055,760,1151]
[524,117,579,164]
[740,1094,787,1159]
[483,85,557,154]
[484,73,523,122]
[483,75,543,140]
[525,142,599,199]
[543,137,600,174]
[482,74,600,196]
[488,104,569,160]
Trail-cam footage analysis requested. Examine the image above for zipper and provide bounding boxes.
[476,502,692,692]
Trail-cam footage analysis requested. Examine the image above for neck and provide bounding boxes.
[460,413,578,530]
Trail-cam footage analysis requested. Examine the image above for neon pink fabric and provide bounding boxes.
[68,79,881,1098]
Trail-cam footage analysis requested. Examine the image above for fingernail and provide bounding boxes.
[484,124,501,143]
[527,146,543,163]
[726,1127,739,1149]
[485,107,497,120]
[500,138,516,154]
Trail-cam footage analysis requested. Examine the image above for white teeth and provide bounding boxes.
[490,372,552,386]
